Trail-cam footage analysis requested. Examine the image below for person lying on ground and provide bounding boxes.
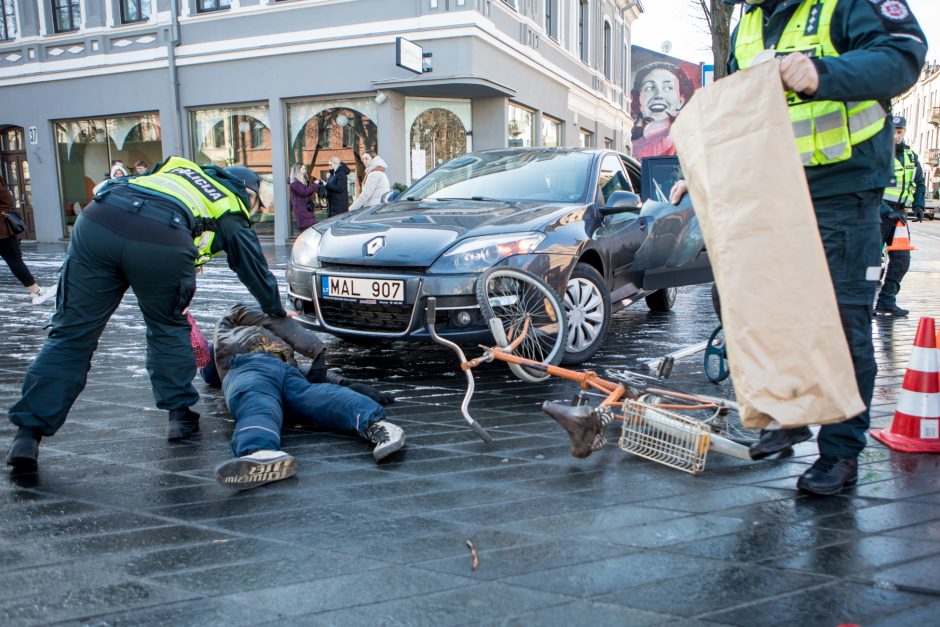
[190,304,402,490]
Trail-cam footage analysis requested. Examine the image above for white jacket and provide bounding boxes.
[349,156,391,211]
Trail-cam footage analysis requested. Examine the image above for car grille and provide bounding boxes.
[318,298,414,333]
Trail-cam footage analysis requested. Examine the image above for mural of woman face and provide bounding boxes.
[639,68,686,122]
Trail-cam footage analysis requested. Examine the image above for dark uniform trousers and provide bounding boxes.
[8,203,200,435]
[876,202,911,310]
[814,190,882,458]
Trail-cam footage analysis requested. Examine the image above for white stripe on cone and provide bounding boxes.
[896,392,940,419]
[907,347,940,375]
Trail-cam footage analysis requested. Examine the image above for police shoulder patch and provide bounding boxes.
[867,0,915,25]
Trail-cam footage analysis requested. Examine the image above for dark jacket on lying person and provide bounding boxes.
[203,304,392,405]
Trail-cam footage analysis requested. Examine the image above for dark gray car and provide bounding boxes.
[286,148,711,364]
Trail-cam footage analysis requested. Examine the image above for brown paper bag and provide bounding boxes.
[670,60,865,429]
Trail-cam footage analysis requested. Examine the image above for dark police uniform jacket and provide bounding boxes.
[728,0,927,198]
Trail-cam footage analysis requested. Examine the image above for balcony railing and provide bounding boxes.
[930,107,940,126]
[927,148,940,166]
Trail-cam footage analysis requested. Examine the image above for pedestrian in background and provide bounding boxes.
[673,0,926,495]
[875,115,925,318]
[289,162,319,232]
[323,156,350,217]
[134,160,150,175]
[5,157,286,472]
[0,175,53,305]
[348,152,390,211]
[93,162,129,195]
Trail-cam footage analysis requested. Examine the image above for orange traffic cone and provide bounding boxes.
[885,220,916,252]
[872,317,940,453]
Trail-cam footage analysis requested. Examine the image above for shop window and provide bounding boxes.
[286,99,379,234]
[542,115,563,147]
[196,0,230,13]
[508,102,536,148]
[1,0,16,40]
[410,108,467,181]
[52,0,80,33]
[120,0,151,24]
[191,104,273,235]
[54,113,163,235]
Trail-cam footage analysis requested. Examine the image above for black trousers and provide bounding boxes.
[8,207,200,435]
[814,191,882,458]
[0,235,35,287]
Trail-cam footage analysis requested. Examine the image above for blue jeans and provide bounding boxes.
[222,353,384,456]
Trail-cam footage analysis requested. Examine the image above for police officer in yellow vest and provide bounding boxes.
[875,115,925,317]
[6,157,287,471]
[672,0,926,494]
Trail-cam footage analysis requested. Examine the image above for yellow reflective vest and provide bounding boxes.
[734,0,886,167]
[129,157,251,265]
[884,148,916,205]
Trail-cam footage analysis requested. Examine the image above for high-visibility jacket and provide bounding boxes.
[129,157,251,265]
[883,148,916,206]
[734,0,886,167]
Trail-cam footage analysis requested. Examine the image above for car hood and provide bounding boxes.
[316,199,579,267]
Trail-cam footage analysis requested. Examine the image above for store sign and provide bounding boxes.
[28,126,38,144]
[396,37,423,74]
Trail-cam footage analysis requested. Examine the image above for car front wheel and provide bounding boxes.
[645,287,678,312]
[561,263,611,365]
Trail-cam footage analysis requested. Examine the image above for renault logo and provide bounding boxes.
[364,236,386,257]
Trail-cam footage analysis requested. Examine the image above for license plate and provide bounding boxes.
[321,275,405,303]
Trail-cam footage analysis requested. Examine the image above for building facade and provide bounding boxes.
[892,62,940,201]
[0,0,643,242]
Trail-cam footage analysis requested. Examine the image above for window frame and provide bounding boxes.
[578,0,589,64]
[119,0,151,25]
[541,114,563,148]
[52,0,81,34]
[195,0,231,14]
[603,20,612,80]
[0,0,16,41]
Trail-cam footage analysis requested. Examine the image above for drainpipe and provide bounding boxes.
[167,0,183,156]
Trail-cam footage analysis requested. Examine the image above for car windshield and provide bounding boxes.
[403,150,594,203]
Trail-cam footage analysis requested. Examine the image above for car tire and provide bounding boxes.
[645,287,678,312]
[561,263,611,365]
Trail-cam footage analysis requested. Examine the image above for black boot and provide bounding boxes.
[167,408,200,442]
[874,304,909,317]
[748,426,812,460]
[797,456,858,495]
[6,427,43,471]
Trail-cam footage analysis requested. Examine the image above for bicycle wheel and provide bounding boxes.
[476,267,567,382]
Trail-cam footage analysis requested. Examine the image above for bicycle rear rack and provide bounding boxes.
[426,297,493,443]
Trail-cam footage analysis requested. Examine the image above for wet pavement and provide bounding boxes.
[2,221,940,626]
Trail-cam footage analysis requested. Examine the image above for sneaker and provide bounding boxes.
[214,450,297,490]
[365,421,405,461]
[30,287,54,305]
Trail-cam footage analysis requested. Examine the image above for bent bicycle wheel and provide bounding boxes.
[476,267,567,382]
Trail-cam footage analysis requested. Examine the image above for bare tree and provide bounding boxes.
[695,0,735,80]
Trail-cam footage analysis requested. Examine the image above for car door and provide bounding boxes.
[590,153,648,297]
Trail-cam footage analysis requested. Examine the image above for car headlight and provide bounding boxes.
[429,232,545,273]
[291,228,322,268]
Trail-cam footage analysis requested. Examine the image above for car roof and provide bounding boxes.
[469,147,639,167]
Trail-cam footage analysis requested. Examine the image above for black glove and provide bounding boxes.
[325,369,395,405]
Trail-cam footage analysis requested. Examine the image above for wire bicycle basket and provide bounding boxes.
[618,398,712,474]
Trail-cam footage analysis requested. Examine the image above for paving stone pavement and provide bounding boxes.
[1,223,940,626]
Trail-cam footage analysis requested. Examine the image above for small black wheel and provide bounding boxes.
[476,267,567,382]
[561,263,611,365]
[646,287,678,312]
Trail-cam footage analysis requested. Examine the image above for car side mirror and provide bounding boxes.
[381,190,401,204]
[599,191,642,215]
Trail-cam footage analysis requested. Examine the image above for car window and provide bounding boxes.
[402,151,593,203]
[597,154,631,205]
[646,160,684,203]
